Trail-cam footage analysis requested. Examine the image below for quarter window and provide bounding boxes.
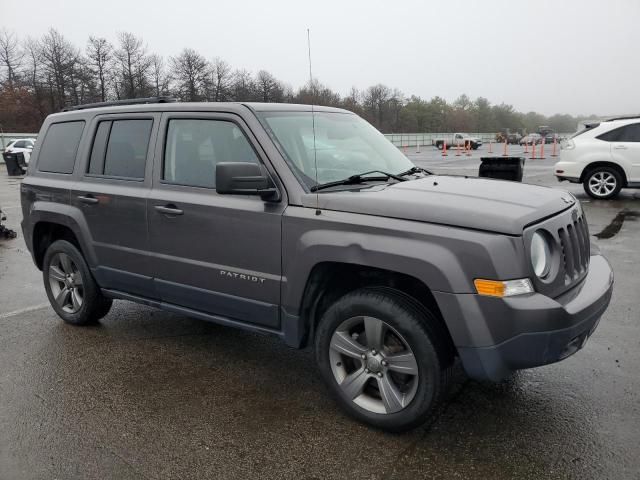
[163,119,259,188]
[37,121,85,174]
[597,123,640,142]
[87,119,153,179]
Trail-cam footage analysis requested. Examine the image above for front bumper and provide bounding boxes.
[446,254,614,381]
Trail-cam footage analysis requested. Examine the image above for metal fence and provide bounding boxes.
[384,133,498,147]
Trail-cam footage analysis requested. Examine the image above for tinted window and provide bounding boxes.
[597,124,640,142]
[102,120,152,178]
[37,121,85,174]
[618,123,640,142]
[163,119,259,188]
[14,140,27,148]
[88,121,111,175]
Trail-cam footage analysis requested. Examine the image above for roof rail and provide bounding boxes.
[604,114,640,122]
[61,96,178,112]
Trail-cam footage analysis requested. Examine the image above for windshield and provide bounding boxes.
[257,111,414,189]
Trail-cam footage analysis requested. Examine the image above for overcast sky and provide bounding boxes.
[3,0,638,116]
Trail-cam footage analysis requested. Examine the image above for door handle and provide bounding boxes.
[614,145,628,149]
[155,204,184,215]
[77,195,99,205]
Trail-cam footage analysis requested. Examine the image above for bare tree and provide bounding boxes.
[39,29,81,110]
[230,69,255,101]
[209,57,232,102]
[86,37,112,101]
[149,54,170,97]
[114,32,152,98]
[363,84,392,130]
[255,70,285,102]
[170,48,208,101]
[0,29,24,88]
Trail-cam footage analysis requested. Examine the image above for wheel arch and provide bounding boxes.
[28,203,96,270]
[580,161,628,187]
[296,262,456,362]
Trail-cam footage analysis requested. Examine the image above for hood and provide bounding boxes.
[302,176,573,235]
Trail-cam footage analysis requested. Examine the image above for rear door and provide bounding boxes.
[606,123,640,182]
[147,112,284,329]
[70,113,160,298]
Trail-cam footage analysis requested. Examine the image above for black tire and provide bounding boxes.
[472,143,479,150]
[42,239,112,325]
[435,142,443,150]
[582,166,623,200]
[315,287,451,432]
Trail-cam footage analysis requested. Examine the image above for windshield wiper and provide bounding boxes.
[310,170,407,192]
[399,166,432,176]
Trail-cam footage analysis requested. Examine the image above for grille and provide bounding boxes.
[558,215,590,284]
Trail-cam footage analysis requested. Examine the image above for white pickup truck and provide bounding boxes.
[433,133,483,150]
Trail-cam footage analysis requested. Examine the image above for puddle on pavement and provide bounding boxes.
[594,209,639,239]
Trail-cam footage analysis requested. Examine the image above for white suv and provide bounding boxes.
[3,138,36,164]
[554,117,640,199]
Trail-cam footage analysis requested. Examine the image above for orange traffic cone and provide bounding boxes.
[502,139,508,156]
[530,141,537,159]
[551,137,558,157]
[465,140,472,156]
[441,140,448,157]
[488,140,493,154]
[539,140,546,159]
[523,140,529,154]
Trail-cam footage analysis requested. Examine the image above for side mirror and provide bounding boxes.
[216,162,279,201]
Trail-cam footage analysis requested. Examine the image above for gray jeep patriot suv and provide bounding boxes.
[21,98,614,431]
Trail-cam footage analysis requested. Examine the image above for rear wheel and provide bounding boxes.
[583,166,623,199]
[315,288,451,432]
[43,240,112,325]
[436,142,443,150]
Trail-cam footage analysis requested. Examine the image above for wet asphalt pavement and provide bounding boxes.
[1,146,639,479]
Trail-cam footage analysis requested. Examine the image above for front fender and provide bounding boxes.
[281,207,528,316]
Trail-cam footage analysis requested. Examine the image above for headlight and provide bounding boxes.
[530,231,551,278]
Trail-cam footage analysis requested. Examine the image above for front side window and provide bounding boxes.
[163,119,259,188]
[87,119,152,179]
[14,140,27,148]
[37,121,85,174]
[257,111,414,189]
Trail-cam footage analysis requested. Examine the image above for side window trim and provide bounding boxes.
[36,120,86,175]
[159,116,261,190]
[84,116,155,182]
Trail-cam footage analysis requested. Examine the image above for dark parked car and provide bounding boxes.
[21,98,614,432]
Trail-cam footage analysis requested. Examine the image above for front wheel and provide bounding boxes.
[583,166,623,199]
[315,288,450,432]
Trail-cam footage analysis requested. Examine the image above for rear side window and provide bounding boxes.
[163,119,259,188]
[597,123,640,142]
[37,121,85,174]
[87,119,153,179]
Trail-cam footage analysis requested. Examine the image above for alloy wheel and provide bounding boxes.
[329,316,419,414]
[48,253,84,313]
[588,171,617,197]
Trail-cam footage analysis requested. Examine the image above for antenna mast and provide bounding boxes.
[307,28,321,215]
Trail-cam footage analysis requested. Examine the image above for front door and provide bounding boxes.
[147,112,284,329]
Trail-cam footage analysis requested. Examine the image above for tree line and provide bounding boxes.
[0,28,594,134]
